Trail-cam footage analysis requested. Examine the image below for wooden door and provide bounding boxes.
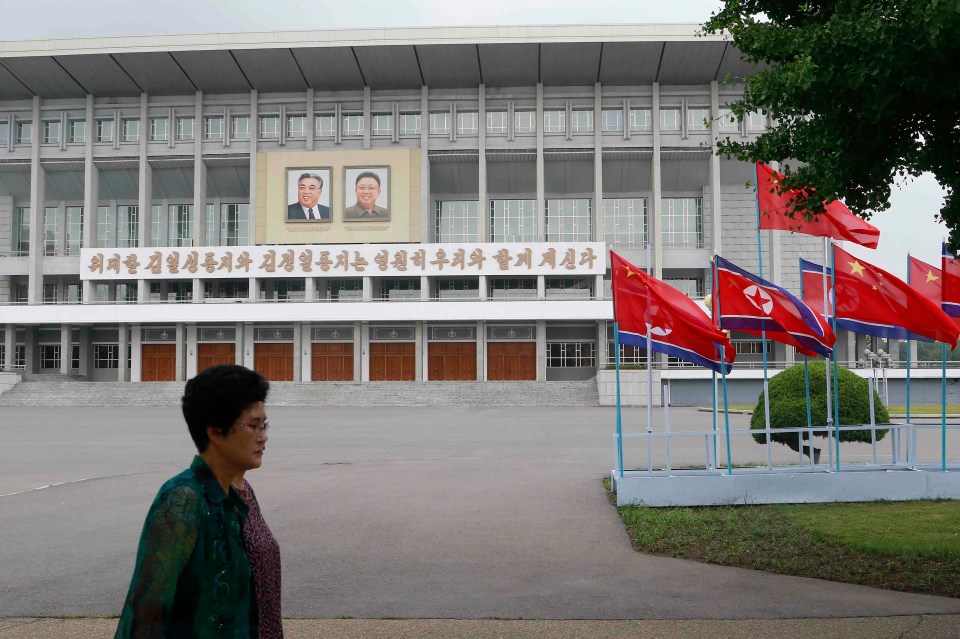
[369,342,415,381]
[487,342,536,381]
[254,343,294,381]
[141,344,176,381]
[428,342,477,381]
[311,343,354,381]
[197,343,235,372]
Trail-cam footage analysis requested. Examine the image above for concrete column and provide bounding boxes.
[118,322,129,382]
[305,88,315,151]
[417,321,427,381]
[362,87,371,150]
[360,321,370,382]
[175,322,185,382]
[243,322,255,369]
[476,320,485,381]
[234,322,244,365]
[193,92,207,247]
[292,322,302,381]
[478,84,488,241]
[137,93,151,302]
[3,323,14,370]
[593,82,603,242]
[537,275,545,300]
[300,322,312,382]
[130,324,142,382]
[77,326,90,377]
[193,278,203,303]
[536,319,546,381]
[82,94,98,303]
[304,277,316,301]
[535,83,545,241]
[478,275,488,301]
[420,275,430,300]
[27,96,44,305]
[353,321,362,382]
[710,81,722,257]
[249,277,258,302]
[596,321,608,369]
[651,83,662,279]
[248,90,258,244]
[59,324,71,375]
[362,276,372,301]
[420,86,430,242]
[909,340,918,366]
[23,326,37,374]
[185,324,198,379]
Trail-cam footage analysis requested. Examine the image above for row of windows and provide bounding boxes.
[9,198,698,254]
[0,108,767,146]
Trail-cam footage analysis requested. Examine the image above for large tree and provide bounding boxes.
[703,1,960,250]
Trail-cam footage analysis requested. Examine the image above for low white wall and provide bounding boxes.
[597,369,662,407]
[0,371,21,395]
[613,469,960,507]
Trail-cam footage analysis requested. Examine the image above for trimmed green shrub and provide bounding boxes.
[751,361,888,449]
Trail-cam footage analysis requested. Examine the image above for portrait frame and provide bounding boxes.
[285,167,333,223]
[343,166,391,222]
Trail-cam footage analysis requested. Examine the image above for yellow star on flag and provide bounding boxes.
[848,260,865,276]
[927,270,939,283]
[625,266,637,277]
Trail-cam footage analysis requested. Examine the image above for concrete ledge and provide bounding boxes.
[612,468,960,507]
[0,372,21,395]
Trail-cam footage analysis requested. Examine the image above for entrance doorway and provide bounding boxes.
[311,343,354,381]
[254,343,294,381]
[141,344,176,381]
[428,342,477,380]
[487,342,536,380]
[369,342,415,381]
[197,343,235,372]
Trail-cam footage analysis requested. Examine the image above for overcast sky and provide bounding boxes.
[0,0,947,277]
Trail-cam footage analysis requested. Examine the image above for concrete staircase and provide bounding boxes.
[0,378,599,407]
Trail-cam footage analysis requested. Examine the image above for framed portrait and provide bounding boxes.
[343,166,391,221]
[286,168,332,222]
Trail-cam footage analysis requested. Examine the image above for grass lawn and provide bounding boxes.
[607,489,960,598]
[889,404,960,415]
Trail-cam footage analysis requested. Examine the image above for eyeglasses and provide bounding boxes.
[234,420,269,434]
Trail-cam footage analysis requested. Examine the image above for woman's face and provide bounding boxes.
[215,400,269,472]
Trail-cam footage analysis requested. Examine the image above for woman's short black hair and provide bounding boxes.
[181,365,269,451]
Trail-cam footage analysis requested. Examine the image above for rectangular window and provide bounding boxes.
[175,117,195,141]
[17,121,32,145]
[231,115,250,139]
[435,278,479,300]
[718,107,740,132]
[68,120,85,143]
[664,277,704,299]
[687,107,711,132]
[547,342,596,368]
[342,114,364,137]
[43,282,59,303]
[122,118,140,142]
[609,341,648,366]
[13,207,29,255]
[66,206,83,255]
[662,197,703,248]
[168,205,193,247]
[486,111,507,135]
[203,116,224,140]
[371,113,394,136]
[328,278,362,301]
[490,199,537,242]
[0,120,8,146]
[399,112,420,135]
[40,344,60,370]
[379,278,420,300]
[221,203,247,246]
[96,118,115,142]
[117,205,139,248]
[570,109,594,133]
[488,277,537,300]
[602,198,647,249]
[514,110,536,134]
[286,115,306,138]
[456,111,478,136]
[429,112,450,136]
[43,120,61,144]
[546,277,593,300]
[660,108,681,131]
[258,115,279,139]
[435,201,479,242]
[629,108,651,132]
[543,109,565,133]
[150,117,169,141]
[97,206,114,247]
[315,114,335,137]
[94,344,119,369]
[546,199,591,242]
[601,109,623,133]
[747,110,767,131]
[44,207,62,256]
[150,205,163,247]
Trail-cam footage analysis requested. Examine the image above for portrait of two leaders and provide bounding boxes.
[287,171,390,221]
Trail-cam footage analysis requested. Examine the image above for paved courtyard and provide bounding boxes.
[2,405,959,621]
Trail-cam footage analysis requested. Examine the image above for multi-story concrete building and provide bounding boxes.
[0,24,830,386]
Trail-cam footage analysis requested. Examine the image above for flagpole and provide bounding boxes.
[829,241,841,470]
[905,253,912,466]
[614,321,624,478]
[942,342,947,472]
[712,370,718,470]
[822,237,835,469]
[713,256,733,475]
[799,257,813,464]
[647,329,654,472]
[755,163,773,470]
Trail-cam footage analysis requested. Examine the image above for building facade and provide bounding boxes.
[0,24,834,384]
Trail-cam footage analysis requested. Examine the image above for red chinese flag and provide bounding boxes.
[942,244,960,320]
[911,255,960,330]
[611,251,734,373]
[756,162,880,249]
[833,245,960,346]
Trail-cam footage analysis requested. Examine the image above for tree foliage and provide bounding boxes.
[703,1,960,251]
[750,360,888,447]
